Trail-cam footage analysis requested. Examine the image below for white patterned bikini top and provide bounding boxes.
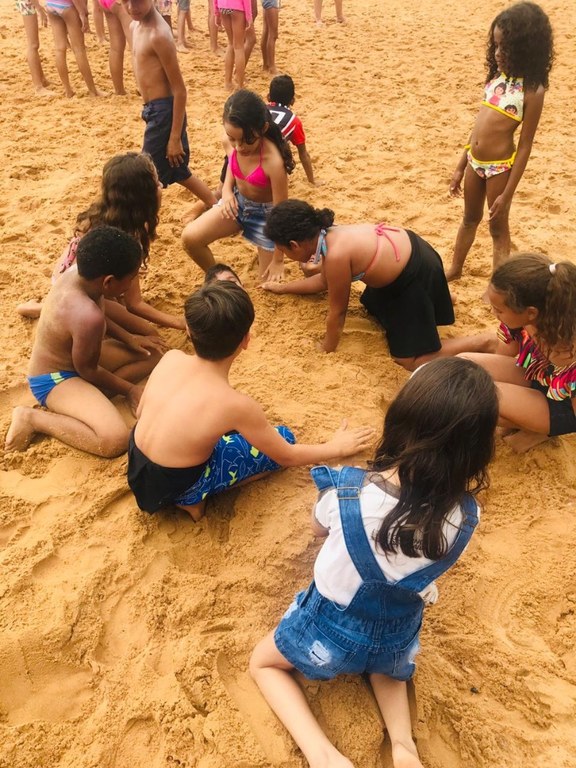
[482,72,524,122]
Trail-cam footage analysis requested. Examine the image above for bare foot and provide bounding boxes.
[17,300,42,319]
[336,15,347,23]
[177,499,206,522]
[89,88,108,97]
[35,86,56,98]
[176,43,189,53]
[225,80,234,92]
[182,200,210,225]
[65,88,75,98]
[113,89,127,96]
[5,407,36,452]
[315,18,324,26]
[391,742,424,768]
[503,429,550,453]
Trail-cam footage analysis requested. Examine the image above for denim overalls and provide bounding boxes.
[274,465,478,681]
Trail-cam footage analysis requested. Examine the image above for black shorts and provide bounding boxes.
[142,96,192,188]
[530,380,576,436]
[359,230,454,359]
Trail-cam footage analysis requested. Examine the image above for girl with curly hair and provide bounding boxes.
[460,253,576,453]
[447,2,554,281]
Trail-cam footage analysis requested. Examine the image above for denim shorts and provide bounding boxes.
[261,0,280,9]
[177,0,190,10]
[274,584,421,681]
[234,190,275,252]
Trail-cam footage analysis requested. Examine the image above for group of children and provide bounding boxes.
[8,2,576,767]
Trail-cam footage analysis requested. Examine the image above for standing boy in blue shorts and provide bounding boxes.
[123,0,217,214]
[128,282,373,520]
[5,227,162,457]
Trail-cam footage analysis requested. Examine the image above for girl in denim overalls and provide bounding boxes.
[250,358,499,768]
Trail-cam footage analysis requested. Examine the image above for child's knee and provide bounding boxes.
[98,428,129,458]
[488,216,509,239]
[391,356,418,372]
[462,212,482,228]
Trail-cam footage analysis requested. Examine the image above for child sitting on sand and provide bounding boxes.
[6,227,162,458]
[128,282,373,520]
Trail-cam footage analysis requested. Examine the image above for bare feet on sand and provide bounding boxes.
[503,429,550,453]
[35,86,56,97]
[176,43,189,53]
[5,407,36,452]
[182,200,210,225]
[391,742,425,768]
[17,300,42,319]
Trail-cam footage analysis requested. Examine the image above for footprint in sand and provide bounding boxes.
[216,652,294,765]
[111,717,164,768]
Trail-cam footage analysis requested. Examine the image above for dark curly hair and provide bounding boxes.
[223,89,295,175]
[75,152,160,266]
[486,2,554,90]
[491,253,576,353]
[265,199,335,245]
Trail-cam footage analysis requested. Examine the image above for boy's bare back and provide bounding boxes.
[28,270,105,378]
[125,0,179,103]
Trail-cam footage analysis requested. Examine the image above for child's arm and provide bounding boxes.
[234,397,374,466]
[449,137,471,197]
[321,255,351,352]
[262,152,289,283]
[71,0,89,31]
[296,144,318,185]
[310,503,329,537]
[121,276,186,330]
[31,0,48,26]
[104,314,167,357]
[153,34,188,168]
[261,272,327,295]
[489,88,545,220]
[221,158,239,219]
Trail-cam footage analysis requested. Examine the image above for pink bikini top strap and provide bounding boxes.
[374,223,401,262]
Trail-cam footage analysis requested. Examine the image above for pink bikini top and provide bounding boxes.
[229,147,269,188]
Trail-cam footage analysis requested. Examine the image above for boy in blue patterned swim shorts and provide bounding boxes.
[128,282,373,520]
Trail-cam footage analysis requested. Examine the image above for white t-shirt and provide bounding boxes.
[313,475,472,608]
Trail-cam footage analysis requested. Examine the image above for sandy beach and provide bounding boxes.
[1,0,576,765]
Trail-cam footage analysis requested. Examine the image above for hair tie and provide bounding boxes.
[549,263,557,275]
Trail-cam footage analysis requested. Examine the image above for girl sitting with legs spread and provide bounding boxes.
[460,253,576,453]
[250,357,498,768]
[182,89,294,282]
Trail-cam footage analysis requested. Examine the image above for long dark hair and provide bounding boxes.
[223,89,295,175]
[491,253,576,352]
[370,358,498,560]
[486,2,554,89]
[265,199,335,245]
[75,153,160,266]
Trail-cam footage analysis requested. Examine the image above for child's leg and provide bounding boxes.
[334,0,345,22]
[446,164,486,281]
[182,205,241,271]
[92,0,107,43]
[105,8,126,95]
[228,10,247,87]
[486,172,512,270]
[207,0,219,53]
[48,12,74,96]
[178,174,218,209]
[369,674,423,768]
[5,378,129,457]
[250,632,354,768]
[393,332,497,372]
[261,5,279,73]
[257,246,275,279]
[98,338,162,383]
[62,7,104,96]
[244,0,257,63]
[221,14,235,90]
[176,4,188,52]
[22,12,53,95]
[314,0,323,23]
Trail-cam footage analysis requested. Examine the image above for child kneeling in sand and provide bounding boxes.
[5,226,162,458]
[128,282,373,520]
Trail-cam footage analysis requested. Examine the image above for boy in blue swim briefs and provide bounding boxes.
[123,0,216,214]
[5,226,162,457]
[128,282,373,520]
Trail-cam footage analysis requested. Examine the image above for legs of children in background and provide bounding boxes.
[179,175,219,219]
[392,332,496,372]
[314,0,346,24]
[257,247,276,280]
[250,631,355,768]
[261,4,279,73]
[221,9,247,90]
[22,10,55,96]
[92,0,107,43]
[47,7,104,97]
[176,0,190,52]
[244,0,258,63]
[369,675,424,768]
[459,353,551,452]
[104,5,127,94]
[182,205,242,271]
[447,165,511,281]
[207,0,221,54]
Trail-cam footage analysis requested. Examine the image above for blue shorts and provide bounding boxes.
[274,584,421,681]
[261,0,280,8]
[177,0,189,9]
[175,426,295,506]
[530,380,576,436]
[142,96,192,188]
[234,190,275,252]
[28,371,79,407]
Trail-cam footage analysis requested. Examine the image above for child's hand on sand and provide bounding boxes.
[128,334,168,356]
[166,137,185,168]
[260,281,284,293]
[126,384,144,416]
[330,419,375,458]
[261,261,284,283]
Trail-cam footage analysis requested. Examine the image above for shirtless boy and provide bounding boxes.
[128,282,373,520]
[122,0,216,211]
[5,227,162,458]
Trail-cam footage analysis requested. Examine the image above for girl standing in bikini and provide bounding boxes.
[182,89,294,282]
[262,200,495,371]
[214,0,253,90]
[447,2,553,281]
[97,0,132,95]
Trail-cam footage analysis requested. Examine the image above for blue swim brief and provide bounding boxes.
[142,96,192,188]
[233,190,275,252]
[28,371,79,407]
[174,426,295,506]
